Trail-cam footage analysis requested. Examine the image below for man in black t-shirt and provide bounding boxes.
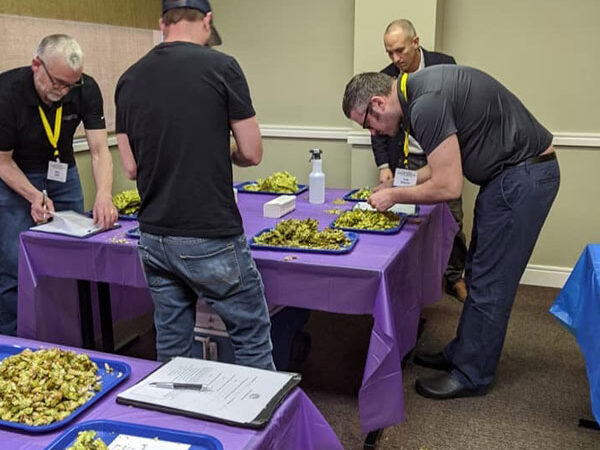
[343,66,560,399]
[115,0,275,370]
[0,34,117,336]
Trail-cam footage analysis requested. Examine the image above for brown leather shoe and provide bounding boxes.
[447,278,467,303]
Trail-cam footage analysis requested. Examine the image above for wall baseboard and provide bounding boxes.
[519,264,571,289]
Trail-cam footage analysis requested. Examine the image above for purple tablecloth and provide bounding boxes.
[18,188,457,433]
[0,335,342,450]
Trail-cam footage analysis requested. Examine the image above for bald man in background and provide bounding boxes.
[371,19,467,302]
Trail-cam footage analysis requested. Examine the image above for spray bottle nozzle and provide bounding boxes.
[309,148,322,161]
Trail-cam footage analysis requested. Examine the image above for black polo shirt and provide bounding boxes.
[400,65,553,185]
[0,67,106,173]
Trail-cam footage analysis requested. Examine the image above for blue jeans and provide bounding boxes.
[0,166,84,335]
[443,157,560,390]
[138,232,275,370]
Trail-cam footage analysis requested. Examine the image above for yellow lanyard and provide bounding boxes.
[399,72,409,168]
[38,105,62,160]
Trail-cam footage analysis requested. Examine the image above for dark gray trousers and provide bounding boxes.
[443,157,560,389]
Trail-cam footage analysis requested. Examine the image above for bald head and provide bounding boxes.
[384,19,420,73]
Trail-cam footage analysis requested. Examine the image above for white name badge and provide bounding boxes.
[47,160,68,183]
[393,168,417,187]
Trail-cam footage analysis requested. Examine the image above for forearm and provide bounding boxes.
[0,157,41,203]
[91,147,113,198]
[390,178,460,205]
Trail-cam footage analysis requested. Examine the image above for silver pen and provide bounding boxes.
[42,189,48,210]
[149,381,207,391]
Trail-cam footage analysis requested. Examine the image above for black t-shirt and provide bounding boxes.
[115,41,255,238]
[400,65,553,185]
[0,67,106,172]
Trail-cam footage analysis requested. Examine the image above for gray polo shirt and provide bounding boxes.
[399,65,552,185]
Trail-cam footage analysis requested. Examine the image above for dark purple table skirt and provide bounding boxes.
[18,188,457,433]
[0,335,342,450]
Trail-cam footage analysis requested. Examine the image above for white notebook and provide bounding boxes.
[30,210,118,238]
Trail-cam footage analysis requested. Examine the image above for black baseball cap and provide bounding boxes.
[162,0,222,46]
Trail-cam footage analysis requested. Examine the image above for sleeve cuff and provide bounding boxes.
[378,163,390,170]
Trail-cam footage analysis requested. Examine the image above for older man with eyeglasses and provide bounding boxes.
[0,34,116,336]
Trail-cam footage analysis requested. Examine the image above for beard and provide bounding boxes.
[45,90,63,102]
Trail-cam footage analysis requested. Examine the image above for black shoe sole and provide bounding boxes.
[413,354,452,371]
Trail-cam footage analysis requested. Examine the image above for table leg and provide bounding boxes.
[97,282,115,353]
[77,280,95,349]
[364,429,383,449]
[579,418,600,430]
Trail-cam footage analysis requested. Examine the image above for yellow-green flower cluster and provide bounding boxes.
[254,218,351,250]
[334,209,400,230]
[0,348,101,426]
[349,187,372,200]
[112,189,140,215]
[67,430,109,450]
[244,171,299,193]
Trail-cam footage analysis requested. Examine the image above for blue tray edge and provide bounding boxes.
[250,228,358,254]
[44,419,224,450]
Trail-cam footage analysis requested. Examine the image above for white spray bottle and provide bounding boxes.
[309,148,325,204]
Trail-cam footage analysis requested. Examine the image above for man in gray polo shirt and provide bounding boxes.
[342,65,560,399]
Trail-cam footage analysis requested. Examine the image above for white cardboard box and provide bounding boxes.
[263,195,296,218]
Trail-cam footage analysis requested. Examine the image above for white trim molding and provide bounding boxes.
[260,125,351,140]
[520,264,571,288]
[74,127,599,152]
[552,132,600,148]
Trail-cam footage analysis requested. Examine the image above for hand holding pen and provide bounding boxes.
[31,188,55,224]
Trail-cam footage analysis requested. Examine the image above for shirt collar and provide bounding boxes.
[417,47,425,72]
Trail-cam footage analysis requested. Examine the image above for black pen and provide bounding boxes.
[149,381,206,391]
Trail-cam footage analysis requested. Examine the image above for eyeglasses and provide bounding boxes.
[38,58,84,90]
[361,100,372,129]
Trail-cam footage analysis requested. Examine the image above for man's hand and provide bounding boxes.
[368,187,395,212]
[379,167,393,184]
[92,193,118,229]
[373,178,393,193]
[30,191,55,223]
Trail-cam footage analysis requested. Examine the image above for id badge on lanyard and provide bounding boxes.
[393,72,417,187]
[39,105,68,183]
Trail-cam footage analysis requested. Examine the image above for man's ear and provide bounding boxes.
[413,36,420,48]
[371,95,387,115]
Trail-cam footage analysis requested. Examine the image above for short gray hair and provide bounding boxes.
[384,19,417,39]
[342,72,394,118]
[36,34,84,70]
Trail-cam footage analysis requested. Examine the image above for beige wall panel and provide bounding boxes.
[351,147,380,188]
[441,0,600,132]
[233,139,352,190]
[211,0,354,126]
[0,0,160,29]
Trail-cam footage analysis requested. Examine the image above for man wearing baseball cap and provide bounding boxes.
[115,0,275,370]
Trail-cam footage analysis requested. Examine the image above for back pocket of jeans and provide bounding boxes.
[179,244,242,299]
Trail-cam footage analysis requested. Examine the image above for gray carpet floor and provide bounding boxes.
[299,285,599,450]
[119,285,599,449]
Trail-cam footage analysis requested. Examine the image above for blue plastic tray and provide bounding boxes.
[45,419,223,450]
[330,212,407,235]
[126,226,141,239]
[235,181,308,196]
[343,188,372,202]
[0,345,130,433]
[250,228,358,254]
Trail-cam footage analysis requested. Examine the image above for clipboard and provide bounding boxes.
[116,357,301,429]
